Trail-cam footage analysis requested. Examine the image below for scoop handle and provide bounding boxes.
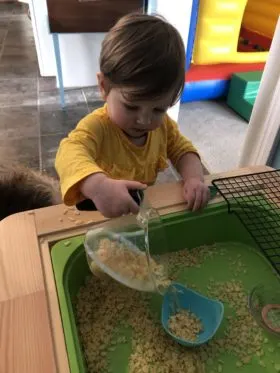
[76,189,144,211]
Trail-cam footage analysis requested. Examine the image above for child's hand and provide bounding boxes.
[183,177,210,211]
[80,173,146,218]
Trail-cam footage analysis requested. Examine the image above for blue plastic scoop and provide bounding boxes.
[161,283,224,347]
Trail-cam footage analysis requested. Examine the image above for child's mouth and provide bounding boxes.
[123,129,148,139]
[134,129,147,134]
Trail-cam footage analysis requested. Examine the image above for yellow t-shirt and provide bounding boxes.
[55,104,198,205]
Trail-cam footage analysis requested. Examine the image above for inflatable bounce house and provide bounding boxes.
[182,0,280,121]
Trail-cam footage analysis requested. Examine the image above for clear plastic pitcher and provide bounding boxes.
[84,193,170,293]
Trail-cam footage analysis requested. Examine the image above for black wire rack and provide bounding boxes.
[212,170,280,275]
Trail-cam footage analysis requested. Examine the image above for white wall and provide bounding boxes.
[151,0,193,120]
[29,0,56,77]
[54,33,104,87]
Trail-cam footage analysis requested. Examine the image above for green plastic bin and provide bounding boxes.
[51,203,280,373]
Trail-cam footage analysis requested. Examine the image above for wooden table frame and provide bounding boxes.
[0,166,273,373]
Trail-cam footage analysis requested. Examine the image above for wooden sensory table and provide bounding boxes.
[0,165,274,373]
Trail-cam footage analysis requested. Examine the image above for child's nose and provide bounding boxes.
[137,113,152,126]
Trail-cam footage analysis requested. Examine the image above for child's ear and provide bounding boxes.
[97,72,107,101]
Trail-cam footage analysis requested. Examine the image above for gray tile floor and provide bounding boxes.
[0,2,105,179]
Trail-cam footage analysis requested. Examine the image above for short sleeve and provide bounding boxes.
[55,112,106,205]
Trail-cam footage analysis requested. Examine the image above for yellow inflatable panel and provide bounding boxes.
[192,0,269,65]
[243,0,280,39]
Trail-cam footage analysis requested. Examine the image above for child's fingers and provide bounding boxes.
[192,189,203,211]
[184,188,195,210]
[203,187,210,206]
[184,184,209,212]
[124,180,147,190]
[128,198,140,215]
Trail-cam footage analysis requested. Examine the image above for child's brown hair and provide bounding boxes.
[100,13,185,105]
[0,163,61,220]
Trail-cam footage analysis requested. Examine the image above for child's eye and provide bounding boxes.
[154,108,166,114]
[124,103,138,111]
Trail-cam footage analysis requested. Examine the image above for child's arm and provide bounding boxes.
[166,117,209,211]
[176,152,209,211]
[55,115,145,217]
[55,116,105,206]
[177,152,204,182]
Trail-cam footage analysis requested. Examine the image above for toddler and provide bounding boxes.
[55,13,210,218]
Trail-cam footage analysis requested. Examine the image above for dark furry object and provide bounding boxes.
[0,164,62,220]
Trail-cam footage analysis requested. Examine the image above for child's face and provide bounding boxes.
[98,74,172,138]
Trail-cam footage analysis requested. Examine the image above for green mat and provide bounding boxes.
[51,203,280,373]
